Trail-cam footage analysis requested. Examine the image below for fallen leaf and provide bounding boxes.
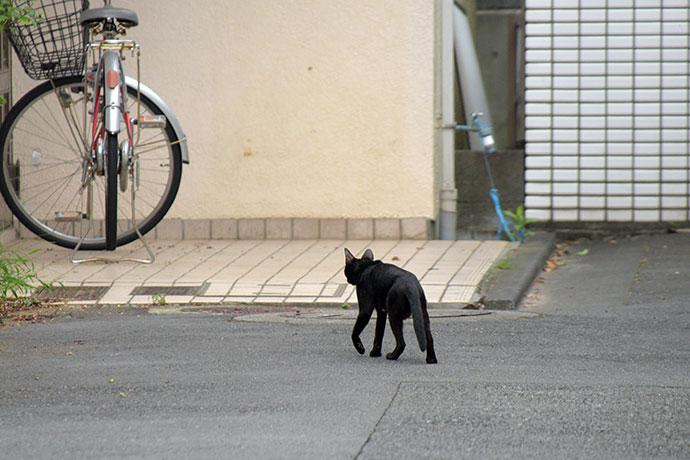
[577,248,589,256]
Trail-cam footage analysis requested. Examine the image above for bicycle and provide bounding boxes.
[0,0,188,262]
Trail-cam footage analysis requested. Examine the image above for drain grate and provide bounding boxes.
[36,286,111,301]
[130,285,204,296]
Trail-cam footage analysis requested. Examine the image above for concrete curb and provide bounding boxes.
[482,232,556,310]
[146,305,542,323]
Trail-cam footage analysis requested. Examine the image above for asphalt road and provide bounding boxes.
[1,233,689,459]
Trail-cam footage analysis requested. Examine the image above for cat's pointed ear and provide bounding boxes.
[362,249,374,260]
[344,248,355,264]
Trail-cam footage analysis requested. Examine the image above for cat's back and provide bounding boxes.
[367,261,420,285]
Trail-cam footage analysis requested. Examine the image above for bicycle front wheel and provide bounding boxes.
[0,76,183,250]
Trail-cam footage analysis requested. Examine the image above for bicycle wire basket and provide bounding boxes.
[6,0,90,80]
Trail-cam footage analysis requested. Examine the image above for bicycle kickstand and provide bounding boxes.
[71,185,156,264]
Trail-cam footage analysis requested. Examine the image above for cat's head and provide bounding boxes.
[344,248,374,285]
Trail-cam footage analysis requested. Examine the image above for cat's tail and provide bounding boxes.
[409,288,427,352]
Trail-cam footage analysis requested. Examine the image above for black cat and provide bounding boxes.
[344,248,437,364]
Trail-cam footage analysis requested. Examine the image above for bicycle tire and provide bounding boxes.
[0,76,183,250]
[105,132,118,250]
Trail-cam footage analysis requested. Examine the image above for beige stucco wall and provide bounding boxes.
[16,0,438,222]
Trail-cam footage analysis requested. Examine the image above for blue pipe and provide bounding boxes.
[449,114,516,242]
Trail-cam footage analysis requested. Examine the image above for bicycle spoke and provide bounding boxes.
[41,95,84,157]
[15,110,81,155]
[19,167,81,197]
[22,171,81,207]
[38,98,75,149]
[91,178,106,223]
[14,114,68,148]
[64,95,89,151]
[7,156,75,179]
[50,82,89,155]
[134,183,167,209]
[137,165,171,172]
[134,129,165,144]
[36,171,82,223]
[41,180,83,225]
[134,139,177,155]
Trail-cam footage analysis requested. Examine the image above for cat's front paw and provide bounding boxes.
[352,338,365,355]
[369,348,382,357]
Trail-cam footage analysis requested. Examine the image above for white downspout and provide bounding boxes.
[453,3,493,150]
[437,0,457,240]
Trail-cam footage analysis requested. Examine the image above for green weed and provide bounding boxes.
[494,258,517,270]
[0,246,52,299]
[504,205,539,244]
[0,245,54,319]
[151,293,167,306]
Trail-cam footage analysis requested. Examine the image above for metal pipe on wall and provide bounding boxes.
[437,0,457,240]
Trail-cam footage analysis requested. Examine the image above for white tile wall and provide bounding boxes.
[525,3,690,222]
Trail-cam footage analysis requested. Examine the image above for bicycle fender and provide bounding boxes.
[102,51,124,135]
[125,76,189,164]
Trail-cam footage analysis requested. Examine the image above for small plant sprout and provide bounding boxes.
[504,205,539,244]
[494,258,517,270]
[151,293,167,306]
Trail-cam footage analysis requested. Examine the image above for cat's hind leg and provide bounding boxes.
[386,314,406,360]
[384,285,408,360]
[370,310,387,357]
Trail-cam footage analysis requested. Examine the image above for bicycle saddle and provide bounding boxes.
[80,7,139,27]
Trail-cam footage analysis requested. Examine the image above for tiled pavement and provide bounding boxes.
[9,238,514,307]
